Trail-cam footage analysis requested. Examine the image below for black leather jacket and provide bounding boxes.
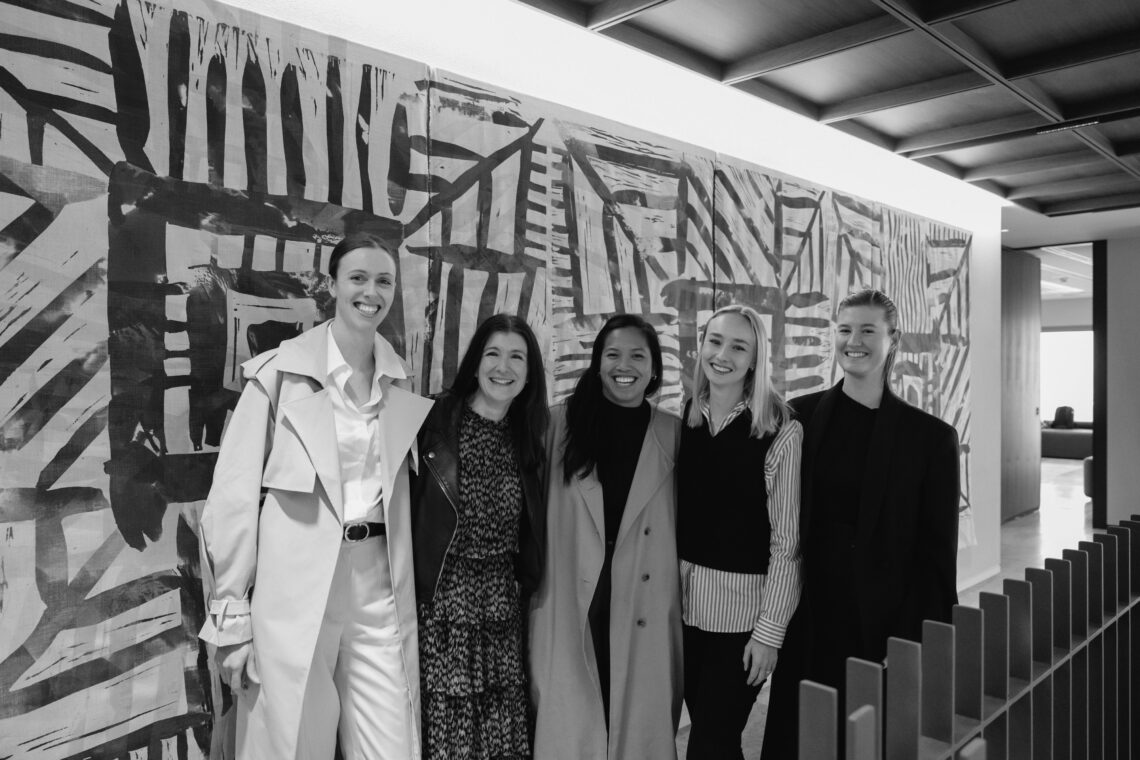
[410,392,545,606]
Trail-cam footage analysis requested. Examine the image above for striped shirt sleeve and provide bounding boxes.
[751,419,804,648]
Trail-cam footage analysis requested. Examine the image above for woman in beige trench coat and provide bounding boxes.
[529,314,683,760]
[198,234,433,760]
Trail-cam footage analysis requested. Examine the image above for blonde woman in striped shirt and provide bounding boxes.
[676,303,803,760]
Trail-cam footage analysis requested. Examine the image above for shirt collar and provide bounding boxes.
[326,321,403,403]
[699,393,750,435]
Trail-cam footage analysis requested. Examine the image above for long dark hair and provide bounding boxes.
[449,314,549,471]
[562,314,663,483]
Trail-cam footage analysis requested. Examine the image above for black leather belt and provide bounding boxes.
[342,522,386,542]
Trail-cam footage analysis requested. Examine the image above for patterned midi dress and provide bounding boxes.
[418,406,530,759]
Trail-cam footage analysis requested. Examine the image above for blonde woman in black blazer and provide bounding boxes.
[761,289,959,758]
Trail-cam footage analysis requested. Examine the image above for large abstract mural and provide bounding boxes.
[0,0,973,757]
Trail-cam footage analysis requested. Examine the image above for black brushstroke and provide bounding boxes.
[601,205,626,313]
[442,264,464,382]
[387,102,410,216]
[356,64,373,212]
[0,33,112,74]
[0,66,113,174]
[421,253,444,389]
[35,406,106,490]
[1,0,113,25]
[3,350,107,450]
[326,57,344,205]
[280,64,305,197]
[167,10,190,180]
[205,54,227,186]
[404,119,544,240]
[109,2,153,173]
[0,186,53,271]
[0,260,103,387]
[242,55,268,194]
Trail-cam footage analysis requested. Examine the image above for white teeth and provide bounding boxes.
[709,364,732,374]
[613,377,636,385]
[489,378,513,385]
[355,303,379,316]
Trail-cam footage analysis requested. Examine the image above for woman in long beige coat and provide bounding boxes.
[198,234,433,760]
[529,314,683,760]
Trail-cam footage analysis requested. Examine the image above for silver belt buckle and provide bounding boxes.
[343,522,370,543]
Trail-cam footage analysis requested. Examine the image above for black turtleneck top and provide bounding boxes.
[594,398,651,543]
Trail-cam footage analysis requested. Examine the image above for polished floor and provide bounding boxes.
[675,456,1093,759]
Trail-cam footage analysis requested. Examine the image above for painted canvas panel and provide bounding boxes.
[423,71,719,410]
[0,0,974,755]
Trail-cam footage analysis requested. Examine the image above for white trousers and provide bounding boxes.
[295,535,414,760]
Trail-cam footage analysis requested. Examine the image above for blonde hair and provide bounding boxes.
[687,304,790,438]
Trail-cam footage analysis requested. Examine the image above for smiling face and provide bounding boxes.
[329,245,397,331]
[599,327,653,407]
[701,312,757,396]
[473,330,529,413]
[835,304,896,382]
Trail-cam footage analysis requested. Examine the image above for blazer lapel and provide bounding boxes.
[376,382,434,511]
[803,384,842,540]
[855,389,903,553]
[615,406,671,549]
[280,388,344,520]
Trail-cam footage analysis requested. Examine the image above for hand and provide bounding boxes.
[743,639,778,687]
[216,641,253,693]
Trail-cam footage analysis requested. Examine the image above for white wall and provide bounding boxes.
[220,0,1005,587]
[1105,237,1140,525]
[1041,297,1092,330]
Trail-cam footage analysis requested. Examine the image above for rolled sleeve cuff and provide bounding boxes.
[751,617,787,649]
[198,598,253,646]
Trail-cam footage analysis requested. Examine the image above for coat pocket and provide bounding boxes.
[262,427,317,493]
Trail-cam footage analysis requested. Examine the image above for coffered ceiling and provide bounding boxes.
[515,0,1140,217]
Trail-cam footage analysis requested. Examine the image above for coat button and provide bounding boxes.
[636,618,647,627]
[641,573,650,581]
[426,452,435,459]
[643,526,651,535]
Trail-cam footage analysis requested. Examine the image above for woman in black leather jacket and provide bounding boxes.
[410,314,549,760]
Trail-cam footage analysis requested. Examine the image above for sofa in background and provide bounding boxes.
[1041,420,1093,459]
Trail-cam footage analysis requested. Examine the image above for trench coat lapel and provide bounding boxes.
[280,389,344,520]
[377,382,433,512]
[856,389,902,552]
[577,472,606,545]
[615,407,670,549]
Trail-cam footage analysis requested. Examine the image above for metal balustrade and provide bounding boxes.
[797,517,1140,760]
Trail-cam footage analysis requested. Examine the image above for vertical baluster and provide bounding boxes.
[847,704,876,760]
[1080,541,1104,760]
[923,621,956,747]
[886,637,922,760]
[955,606,984,725]
[1045,559,1073,760]
[1093,534,1118,760]
[801,681,839,760]
[847,658,883,760]
[1063,549,1089,760]
[981,593,1010,760]
[1026,568,1055,667]
[1105,526,1132,758]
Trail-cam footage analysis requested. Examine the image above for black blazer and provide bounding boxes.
[794,380,960,657]
[410,392,546,606]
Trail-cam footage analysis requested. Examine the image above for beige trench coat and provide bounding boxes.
[198,324,432,760]
[529,403,683,760]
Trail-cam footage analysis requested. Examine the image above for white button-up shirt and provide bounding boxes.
[326,322,403,524]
